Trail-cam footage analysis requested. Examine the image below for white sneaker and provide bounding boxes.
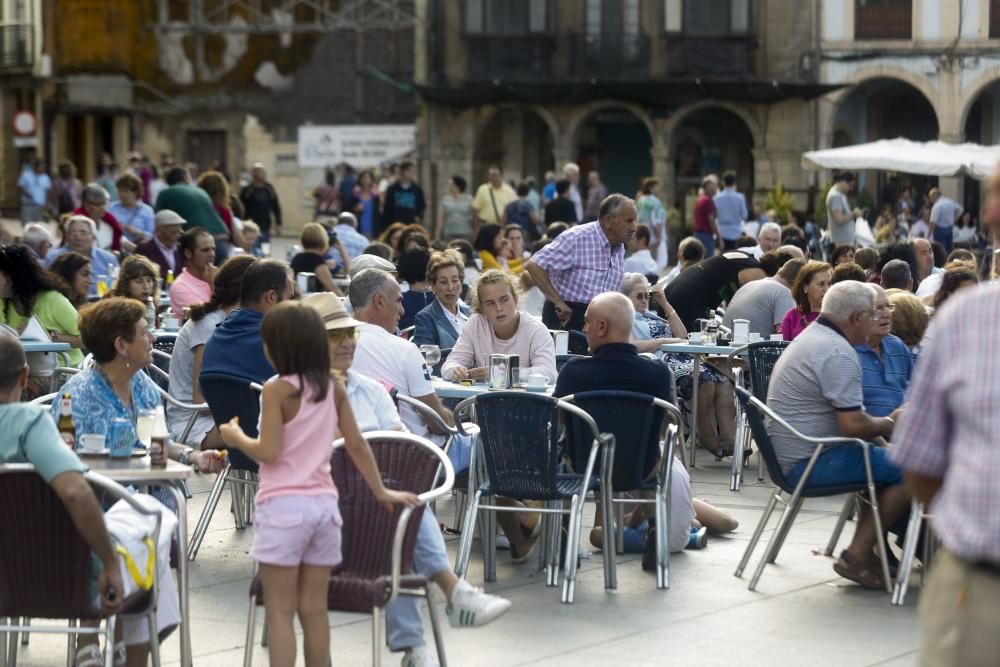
[446,579,512,628]
[401,645,439,667]
[75,645,104,667]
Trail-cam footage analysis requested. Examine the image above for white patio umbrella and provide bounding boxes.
[802,138,1000,180]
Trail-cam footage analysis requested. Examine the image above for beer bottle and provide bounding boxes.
[165,269,174,287]
[57,393,76,450]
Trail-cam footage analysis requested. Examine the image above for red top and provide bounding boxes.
[693,195,716,234]
[212,202,235,241]
[72,206,124,252]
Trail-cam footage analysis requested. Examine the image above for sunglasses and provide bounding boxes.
[329,328,360,342]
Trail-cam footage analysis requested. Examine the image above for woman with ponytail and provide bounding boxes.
[166,254,257,447]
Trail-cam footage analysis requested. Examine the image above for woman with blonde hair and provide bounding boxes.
[290,222,345,296]
[413,248,470,349]
[885,288,929,359]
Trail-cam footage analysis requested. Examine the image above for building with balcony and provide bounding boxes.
[414,0,834,231]
[818,0,1000,214]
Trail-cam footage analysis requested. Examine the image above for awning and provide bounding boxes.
[416,79,843,108]
[802,138,1000,181]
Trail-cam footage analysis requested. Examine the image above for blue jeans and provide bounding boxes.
[785,445,903,489]
[386,509,452,651]
[933,225,953,253]
[695,231,716,257]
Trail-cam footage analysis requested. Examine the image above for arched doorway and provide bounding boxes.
[832,78,939,213]
[475,108,554,186]
[671,107,754,211]
[574,108,652,198]
[962,79,1000,218]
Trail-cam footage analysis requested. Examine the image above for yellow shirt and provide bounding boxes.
[472,183,517,223]
[478,250,523,275]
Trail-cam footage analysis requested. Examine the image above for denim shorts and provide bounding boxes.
[785,445,903,489]
[251,494,343,568]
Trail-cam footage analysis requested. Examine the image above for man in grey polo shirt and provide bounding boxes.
[766,281,910,589]
[826,171,856,247]
[723,254,803,336]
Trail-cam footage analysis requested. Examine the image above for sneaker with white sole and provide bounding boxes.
[446,579,512,628]
[75,644,104,667]
[401,645,439,667]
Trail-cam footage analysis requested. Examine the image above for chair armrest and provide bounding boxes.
[726,344,749,361]
[150,382,209,413]
[397,393,459,436]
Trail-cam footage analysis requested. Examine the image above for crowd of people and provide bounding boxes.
[3,148,1000,665]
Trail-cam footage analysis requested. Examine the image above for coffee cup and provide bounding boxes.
[748,332,763,343]
[162,316,180,331]
[770,333,784,342]
[80,433,106,453]
[526,373,547,388]
[687,332,703,343]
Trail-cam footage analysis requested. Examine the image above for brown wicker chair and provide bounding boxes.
[0,465,164,667]
[242,431,455,667]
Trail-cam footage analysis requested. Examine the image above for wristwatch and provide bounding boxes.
[179,449,200,472]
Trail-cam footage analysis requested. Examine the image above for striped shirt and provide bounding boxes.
[766,317,863,473]
[892,284,1000,562]
[854,334,913,417]
[530,221,625,304]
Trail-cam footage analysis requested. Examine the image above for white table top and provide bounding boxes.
[432,378,554,399]
[81,456,193,483]
[21,340,72,353]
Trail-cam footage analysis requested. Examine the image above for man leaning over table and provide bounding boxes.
[524,193,636,333]
[891,167,1000,667]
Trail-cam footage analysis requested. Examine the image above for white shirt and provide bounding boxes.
[915,271,945,300]
[444,302,470,335]
[346,369,405,432]
[352,322,435,439]
[623,248,658,275]
[742,220,760,239]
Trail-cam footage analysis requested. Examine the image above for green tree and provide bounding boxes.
[763,182,795,224]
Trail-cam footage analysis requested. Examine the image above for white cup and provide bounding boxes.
[80,433,106,453]
[770,333,784,341]
[687,332,703,343]
[526,373,547,388]
[162,316,180,331]
[748,332,763,343]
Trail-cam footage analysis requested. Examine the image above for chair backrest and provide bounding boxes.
[199,372,261,472]
[734,386,793,492]
[153,334,176,357]
[567,330,590,356]
[466,392,565,500]
[555,354,586,372]
[331,432,447,588]
[0,470,100,619]
[564,390,665,491]
[146,350,172,392]
[746,340,790,400]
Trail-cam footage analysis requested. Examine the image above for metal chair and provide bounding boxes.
[27,392,58,407]
[452,392,609,604]
[188,374,262,561]
[729,341,790,490]
[891,500,937,606]
[555,354,587,372]
[561,390,683,591]
[0,466,163,667]
[146,350,172,393]
[153,334,176,357]
[733,387,893,593]
[144,363,209,447]
[242,432,455,667]
[567,330,590,356]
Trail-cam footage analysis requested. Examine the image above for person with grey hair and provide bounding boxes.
[329,210,368,265]
[44,215,119,294]
[21,222,53,263]
[744,221,782,259]
[78,183,131,252]
[880,258,914,291]
[525,193,637,336]
[767,280,910,590]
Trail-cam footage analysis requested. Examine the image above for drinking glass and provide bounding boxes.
[136,409,155,448]
[420,344,441,367]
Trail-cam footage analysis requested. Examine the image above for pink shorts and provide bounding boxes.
[251,494,343,568]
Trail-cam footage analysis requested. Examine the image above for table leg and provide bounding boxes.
[167,484,191,667]
[688,354,701,468]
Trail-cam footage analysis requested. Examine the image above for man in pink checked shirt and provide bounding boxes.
[891,166,1000,667]
[524,193,637,334]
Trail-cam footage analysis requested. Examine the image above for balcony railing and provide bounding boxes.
[567,33,650,80]
[464,34,557,81]
[0,24,34,69]
[667,35,756,78]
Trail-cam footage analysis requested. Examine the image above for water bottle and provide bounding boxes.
[145,296,156,332]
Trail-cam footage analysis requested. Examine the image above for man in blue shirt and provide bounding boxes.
[713,171,749,250]
[200,259,293,384]
[854,285,913,417]
[327,212,369,268]
[18,159,52,223]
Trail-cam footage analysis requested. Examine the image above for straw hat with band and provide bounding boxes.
[302,292,362,331]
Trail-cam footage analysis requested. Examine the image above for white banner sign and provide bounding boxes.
[298,125,415,168]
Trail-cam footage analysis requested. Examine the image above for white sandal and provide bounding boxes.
[75,644,103,667]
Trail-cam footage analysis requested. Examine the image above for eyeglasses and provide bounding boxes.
[329,328,359,343]
[633,292,649,301]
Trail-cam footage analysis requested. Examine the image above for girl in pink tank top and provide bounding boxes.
[221,302,418,667]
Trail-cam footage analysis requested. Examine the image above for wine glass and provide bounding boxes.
[419,344,441,367]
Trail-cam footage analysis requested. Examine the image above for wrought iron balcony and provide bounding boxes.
[667,35,756,78]
[0,24,33,69]
[464,34,557,82]
[567,33,650,80]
